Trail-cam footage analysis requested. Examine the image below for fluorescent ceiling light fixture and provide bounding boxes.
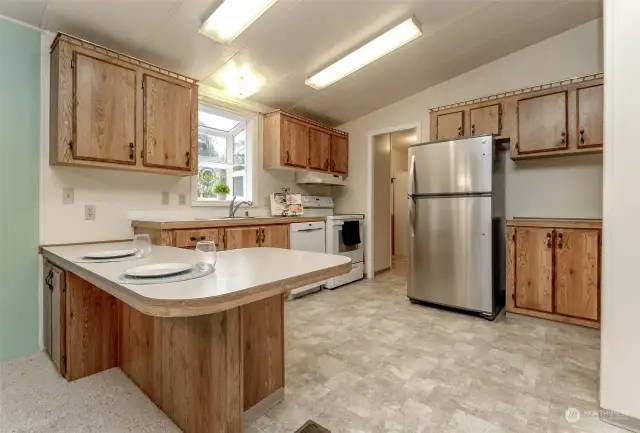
[200,0,278,44]
[305,17,422,90]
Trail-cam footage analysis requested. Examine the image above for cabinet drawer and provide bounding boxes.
[174,229,222,248]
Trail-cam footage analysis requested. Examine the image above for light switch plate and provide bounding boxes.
[178,194,186,206]
[63,188,74,205]
[162,191,170,206]
[85,205,96,221]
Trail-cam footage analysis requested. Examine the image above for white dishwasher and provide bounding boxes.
[289,221,326,298]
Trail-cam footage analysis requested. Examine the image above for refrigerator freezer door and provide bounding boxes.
[408,196,493,313]
[408,136,493,195]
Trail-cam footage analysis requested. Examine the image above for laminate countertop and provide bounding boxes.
[131,216,327,230]
[507,218,602,229]
[41,242,351,317]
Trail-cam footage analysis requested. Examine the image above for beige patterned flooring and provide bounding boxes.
[0,258,628,433]
[251,258,626,433]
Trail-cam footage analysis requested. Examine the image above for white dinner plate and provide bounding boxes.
[83,249,138,259]
[124,263,193,278]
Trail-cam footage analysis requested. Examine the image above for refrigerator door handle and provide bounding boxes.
[409,197,415,239]
[408,155,416,197]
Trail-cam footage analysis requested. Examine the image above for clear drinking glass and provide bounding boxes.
[195,240,217,271]
[133,234,152,258]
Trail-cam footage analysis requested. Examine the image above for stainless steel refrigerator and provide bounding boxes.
[407,134,505,319]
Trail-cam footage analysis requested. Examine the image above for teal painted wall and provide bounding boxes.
[0,18,41,361]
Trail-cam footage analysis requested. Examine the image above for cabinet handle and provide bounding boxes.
[471,124,475,135]
[546,232,551,238]
[45,269,54,291]
[286,151,291,163]
[261,228,266,244]
[558,241,563,249]
[256,228,260,244]
[185,151,190,167]
[200,236,206,240]
[560,131,566,145]
[580,129,585,144]
[129,143,134,160]
[325,159,329,170]
[190,236,196,241]
[457,126,462,137]
[546,240,552,248]
[331,160,335,171]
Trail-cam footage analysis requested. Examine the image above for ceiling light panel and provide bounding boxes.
[200,0,279,44]
[305,17,422,90]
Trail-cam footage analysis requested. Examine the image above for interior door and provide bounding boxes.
[516,91,568,154]
[436,111,464,140]
[554,229,599,320]
[225,227,261,250]
[470,104,501,136]
[73,53,136,164]
[308,128,330,171]
[408,136,493,195]
[408,196,493,313]
[330,135,348,174]
[577,85,604,148]
[514,228,553,312]
[281,116,308,168]
[261,225,290,248]
[143,74,192,170]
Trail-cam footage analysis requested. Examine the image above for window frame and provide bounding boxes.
[191,102,258,207]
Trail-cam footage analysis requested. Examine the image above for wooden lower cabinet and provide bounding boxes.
[43,261,67,376]
[225,227,261,250]
[506,221,601,328]
[261,225,290,249]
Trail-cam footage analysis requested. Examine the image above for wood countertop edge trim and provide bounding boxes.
[131,216,327,230]
[41,249,351,318]
[506,219,602,229]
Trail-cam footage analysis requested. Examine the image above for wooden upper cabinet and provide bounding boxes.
[516,91,568,155]
[263,110,349,176]
[50,33,197,176]
[470,104,501,136]
[330,135,348,175]
[225,227,261,250]
[261,225,289,249]
[308,128,331,171]
[554,229,600,320]
[577,85,604,148]
[73,53,137,164]
[143,75,193,171]
[514,227,554,313]
[436,111,464,140]
[281,116,309,168]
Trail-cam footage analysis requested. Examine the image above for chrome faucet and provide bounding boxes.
[228,196,253,218]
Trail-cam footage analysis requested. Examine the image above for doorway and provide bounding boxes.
[371,127,418,276]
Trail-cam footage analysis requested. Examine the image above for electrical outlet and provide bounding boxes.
[85,205,96,221]
[162,191,170,206]
[178,194,186,206]
[62,188,74,205]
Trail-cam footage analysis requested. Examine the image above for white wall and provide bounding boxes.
[39,33,331,245]
[334,19,604,223]
[600,0,640,424]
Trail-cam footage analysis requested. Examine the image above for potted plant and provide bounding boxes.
[214,183,230,201]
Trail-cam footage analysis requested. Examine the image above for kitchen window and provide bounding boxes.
[193,103,254,204]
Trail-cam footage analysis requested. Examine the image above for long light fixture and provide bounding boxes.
[305,17,422,90]
[200,0,278,44]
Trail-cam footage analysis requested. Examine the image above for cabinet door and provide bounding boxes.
[261,225,290,249]
[470,104,501,136]
[73,53,136,164]
[43,262,66,375]
[554,230,599,320]
[143,75,193,171]
[577,85,603,148]
[517,91,568,154]
[436,111,464,140]
[330,135,348,175]
[514,228,553,312]
[281,116,309,168]
[308,128,331,171]
[225,227,261,250]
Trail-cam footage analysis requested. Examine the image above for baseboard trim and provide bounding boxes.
[244,387,284,425]
[374,267,391,276]
[600,408,640,433]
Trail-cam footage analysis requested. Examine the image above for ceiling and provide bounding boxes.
[0,0,601,126]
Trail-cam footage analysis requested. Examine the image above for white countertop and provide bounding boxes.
[41,242,351,317]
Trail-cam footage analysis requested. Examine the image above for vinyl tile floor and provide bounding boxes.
[0,258,628,433]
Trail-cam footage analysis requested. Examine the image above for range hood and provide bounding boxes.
[295,171,346,186]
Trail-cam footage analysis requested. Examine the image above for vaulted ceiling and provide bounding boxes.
[1,0,602,125]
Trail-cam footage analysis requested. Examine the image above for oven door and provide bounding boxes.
[329,220,364,263]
